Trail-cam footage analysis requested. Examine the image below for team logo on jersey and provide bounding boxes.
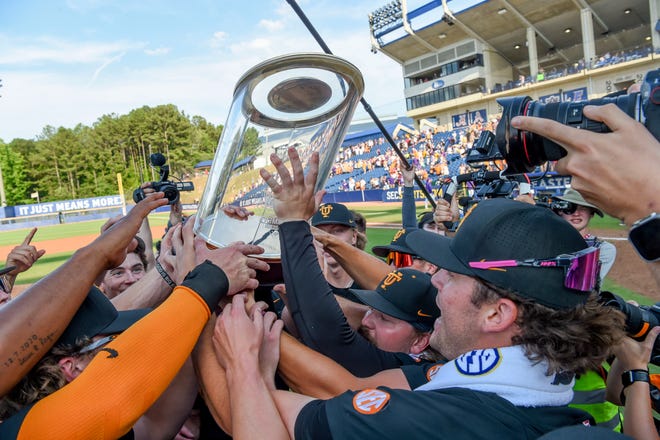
[319,204,333,218]
[455,349,501,376]
[352,389,390,415]
[426,363,443,381]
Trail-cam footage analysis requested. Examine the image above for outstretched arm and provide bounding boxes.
[0,193,168,398]
[311,226,391,290]
[278,332,410,398]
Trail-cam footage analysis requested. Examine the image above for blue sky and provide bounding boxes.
[0,0,415,141]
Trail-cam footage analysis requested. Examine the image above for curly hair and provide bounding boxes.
[0,338,94,421]
[471,280,626,375]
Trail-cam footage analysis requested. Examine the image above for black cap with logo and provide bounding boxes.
[371,228,417,258]
[406,198,589,309]
[349,268,439,332]
[311,203,356,228]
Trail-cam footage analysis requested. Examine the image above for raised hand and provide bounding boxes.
[94,192,168,269]
[259,148,324,221]
[212,294,263,371]
[5,228,46,276]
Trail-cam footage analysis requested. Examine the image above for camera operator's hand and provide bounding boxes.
[260,147,324,222]
[511,104,660,226]
[514,193,536,205]
[433,196,458,227]
[606,326,660,440]
[193,239,270,296]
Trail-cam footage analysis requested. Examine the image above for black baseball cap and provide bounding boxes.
[371,228,417,258]
[311,203,356,228]
[58,286,150,346]
[417,212,435,229]
[406,199,590,309]
[349,268,439,332]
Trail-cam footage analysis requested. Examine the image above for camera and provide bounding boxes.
[599,290,660,365]
[133,153,194,205]
[466,68,659,175]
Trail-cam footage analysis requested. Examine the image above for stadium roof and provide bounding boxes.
[375,0,652,70]
[341,122,413,146]
[194,155,255,170]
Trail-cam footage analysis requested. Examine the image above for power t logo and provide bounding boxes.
[319,204,333,218]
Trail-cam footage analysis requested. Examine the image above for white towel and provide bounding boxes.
[415,345,575,407]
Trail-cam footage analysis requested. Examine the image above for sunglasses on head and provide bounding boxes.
[386,251,415,268]
[468,246,601,292]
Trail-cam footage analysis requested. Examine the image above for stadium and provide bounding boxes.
[1,0,658,298]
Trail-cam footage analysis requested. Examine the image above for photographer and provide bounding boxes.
[606,326,660,440]
[511,104,660,286]
[553,188,616,280]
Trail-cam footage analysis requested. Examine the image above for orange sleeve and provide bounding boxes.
[16,286,210,440]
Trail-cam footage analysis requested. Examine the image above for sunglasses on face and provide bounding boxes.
[386,251,415,268]
[551,201,578,215]
[468,246,601,292]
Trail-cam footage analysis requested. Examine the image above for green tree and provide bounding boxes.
[238,126,262,161]
[0,142,30,205]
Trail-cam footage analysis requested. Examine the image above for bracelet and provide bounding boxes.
[155,261,177,289]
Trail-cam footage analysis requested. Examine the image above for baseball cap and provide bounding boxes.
[371,228,417,257]
[557,189,604,217]
[349,268,440,332]
[311,203,356,228]
[58,286,150,346]
[406,198,590,309]
[417,212,435,229]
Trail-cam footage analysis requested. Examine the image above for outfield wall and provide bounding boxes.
[0,173,570,230]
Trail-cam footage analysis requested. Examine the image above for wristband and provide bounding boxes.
[619,369,650,405]
[155,261,177,288]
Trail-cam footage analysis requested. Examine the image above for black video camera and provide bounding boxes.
[465,68,659,175]
[133,153,194,205]
[599,290,660,365]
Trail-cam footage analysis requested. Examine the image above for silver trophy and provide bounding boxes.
[194,53,364,260]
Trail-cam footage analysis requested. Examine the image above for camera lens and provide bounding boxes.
[495,93,640,174]
[159,183,180,205]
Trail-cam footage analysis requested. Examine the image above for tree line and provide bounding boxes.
[0,104,223,205]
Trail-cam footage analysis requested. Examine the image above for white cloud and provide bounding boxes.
[144,47,170,56]
[209,31,227,49]
[0,35,144,65]
[89,52,126,86]
[258,19,284,32]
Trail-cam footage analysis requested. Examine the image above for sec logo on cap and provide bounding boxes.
[352,389,390,415]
